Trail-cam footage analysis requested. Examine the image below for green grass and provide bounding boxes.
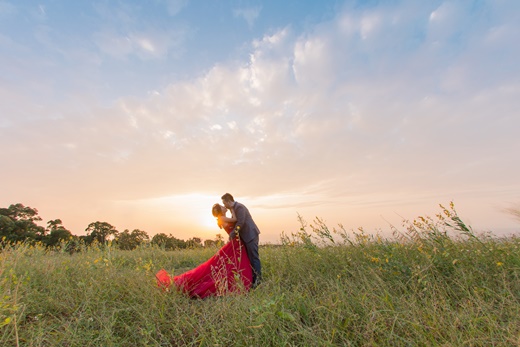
[1,204,519,346]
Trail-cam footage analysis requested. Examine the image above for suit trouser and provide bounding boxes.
[244,234,261,284]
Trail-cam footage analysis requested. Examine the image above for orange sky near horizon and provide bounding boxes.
[1,1,519,244]
[11,190,519,245]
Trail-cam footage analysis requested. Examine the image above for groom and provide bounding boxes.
[222,193,262,288]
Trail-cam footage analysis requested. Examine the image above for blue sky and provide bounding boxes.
[1,1,339,102]
[1,0,519,242]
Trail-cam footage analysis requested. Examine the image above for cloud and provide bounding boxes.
[233,6,262,28]
[93,28,187,60]
[2,1,519,237]
[162,0,189,16]
[91,2,189,60]
[79,3,515,197]
[0,1,16,17]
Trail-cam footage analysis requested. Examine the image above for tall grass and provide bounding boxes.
[1,203,519,346]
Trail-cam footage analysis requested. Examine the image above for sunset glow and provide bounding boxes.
[1,1,519,243]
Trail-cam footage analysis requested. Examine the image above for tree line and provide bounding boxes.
[0,203,223,251]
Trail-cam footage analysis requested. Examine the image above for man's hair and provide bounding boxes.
[221,193,234,202]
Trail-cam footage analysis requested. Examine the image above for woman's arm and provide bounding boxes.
[218,213,237,224]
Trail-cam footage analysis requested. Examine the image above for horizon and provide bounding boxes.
[1,1,519,243]
[3,198,519,244]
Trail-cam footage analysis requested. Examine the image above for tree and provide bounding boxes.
[116,229,149,250]
[0,215,15,242]
[204,239,216,247]
[215,233,224,247]
[0,203,45,244]
[151,233,170,249]
[186,237,202,248]
[202,234,225,247]
[151,233,187,250]
[84,221,118,245]
[47,219,64,231]
[44,219,73,248]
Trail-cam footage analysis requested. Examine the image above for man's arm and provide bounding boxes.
[233,204,246,229]
[229,203,246,240]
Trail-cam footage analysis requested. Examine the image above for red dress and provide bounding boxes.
[155,224,253,298]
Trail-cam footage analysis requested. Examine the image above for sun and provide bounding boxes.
[128,192,223,233]
[201,213,219,229]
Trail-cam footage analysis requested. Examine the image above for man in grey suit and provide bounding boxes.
[222,193,262,287]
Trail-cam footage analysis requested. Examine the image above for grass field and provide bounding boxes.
[1,203,519,346]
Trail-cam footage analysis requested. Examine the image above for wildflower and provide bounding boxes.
[496,262,504,267]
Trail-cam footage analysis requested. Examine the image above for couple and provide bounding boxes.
[156,193,262,299]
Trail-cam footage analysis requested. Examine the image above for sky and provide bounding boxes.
[1,0,519,243]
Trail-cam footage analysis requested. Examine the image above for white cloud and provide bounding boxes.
[93,32,133,58]
[233,6,262,28]
[90,1,189,60]
[163,0,189,16]
[428,2,465,43]
[360,13,382,40]
[135,37,155,53]
[292,36,333,89]
[35,4,47,20]
[2,0,519,238]
[93,28,186,59]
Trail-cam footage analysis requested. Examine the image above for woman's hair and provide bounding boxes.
[212,203,223,229]
[212,203,222,217]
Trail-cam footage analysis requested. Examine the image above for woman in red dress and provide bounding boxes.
[156,204,253,298]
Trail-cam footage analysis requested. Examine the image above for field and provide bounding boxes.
[1,204,519,346]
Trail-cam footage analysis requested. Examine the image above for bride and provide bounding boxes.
[155,203,253,298]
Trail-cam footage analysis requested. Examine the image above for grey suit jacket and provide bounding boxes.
[232,201,260,243]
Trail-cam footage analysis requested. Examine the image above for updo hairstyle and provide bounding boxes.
[212,203,223,217]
